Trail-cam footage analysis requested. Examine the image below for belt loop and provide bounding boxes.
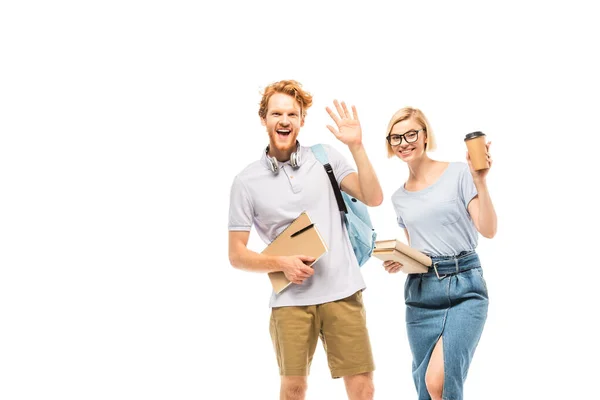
[454,257,459,273]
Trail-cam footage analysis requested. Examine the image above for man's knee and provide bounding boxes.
[281,377,307,400]
[345,372,374,400]
[359,382,375,400]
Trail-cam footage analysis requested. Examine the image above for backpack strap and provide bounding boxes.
[311,144,348,214]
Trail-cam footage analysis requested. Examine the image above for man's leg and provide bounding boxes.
[270,306,320,400]
[280,376,308,400]
[319,291,376,398]
[343,372,374,400]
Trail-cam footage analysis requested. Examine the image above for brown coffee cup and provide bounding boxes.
[464,131,489,170]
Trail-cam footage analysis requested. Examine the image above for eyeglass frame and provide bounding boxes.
[386,128,426,146]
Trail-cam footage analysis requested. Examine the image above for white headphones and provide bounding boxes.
[266,141,301,174]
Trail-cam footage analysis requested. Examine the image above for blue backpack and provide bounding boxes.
[311,144,376,267]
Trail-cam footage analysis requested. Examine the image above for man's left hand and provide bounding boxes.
[326,100,362,149]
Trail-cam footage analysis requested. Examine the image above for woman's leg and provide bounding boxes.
[425,337,444,400]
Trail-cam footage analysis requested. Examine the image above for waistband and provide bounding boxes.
[423,250,480,279]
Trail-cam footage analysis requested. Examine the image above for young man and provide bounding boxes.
[228,80,383,400]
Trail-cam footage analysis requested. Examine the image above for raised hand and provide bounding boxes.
[467,141,493,181]
[325,100,362,148]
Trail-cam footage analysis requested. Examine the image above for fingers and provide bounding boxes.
[286,256,316,285]
[383,261,401,267]
[383,261,402,273]
[299,265,314,276]
[326,125,339,137]
[338,101,358,121]
[296,258,315,277]
[294,274,310,283]
[485,143,493,167]
[341,101,351,119]
[384,264,402,273]
[327,100,357,125]
[291,266,314,285]
[389,265,402,273]
[325,106,341,126]
[334,99,345,118]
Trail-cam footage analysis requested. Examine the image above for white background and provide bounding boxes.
[1,1,599,399]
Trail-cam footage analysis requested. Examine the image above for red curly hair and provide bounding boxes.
[258,80,313,119]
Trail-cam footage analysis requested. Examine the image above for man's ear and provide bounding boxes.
[300,116,305,127]
[261,117,266,127]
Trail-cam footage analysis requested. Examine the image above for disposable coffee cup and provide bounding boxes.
[464,131,489,170]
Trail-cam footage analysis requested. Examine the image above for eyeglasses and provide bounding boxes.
[386,129,425,146]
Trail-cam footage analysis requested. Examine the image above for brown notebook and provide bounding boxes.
[372,239,432,274]
[262,212,328,294]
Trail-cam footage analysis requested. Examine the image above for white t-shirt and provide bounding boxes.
[229,144,366,308]
[391,162,479,257]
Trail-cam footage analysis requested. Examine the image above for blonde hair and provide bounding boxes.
[385,107,437,158]
[258,80,313,119]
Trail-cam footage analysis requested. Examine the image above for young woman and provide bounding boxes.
[383,107,497,400]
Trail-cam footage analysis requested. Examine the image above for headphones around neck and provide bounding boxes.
[266,141,301,174]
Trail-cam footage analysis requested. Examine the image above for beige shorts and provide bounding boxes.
[269,290,375,379]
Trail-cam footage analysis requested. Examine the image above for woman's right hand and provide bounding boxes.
[383,260,403,274]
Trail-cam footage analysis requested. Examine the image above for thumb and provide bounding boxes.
[298,255,316,263]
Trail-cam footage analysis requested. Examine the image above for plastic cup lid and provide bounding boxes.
[464,131,485,141]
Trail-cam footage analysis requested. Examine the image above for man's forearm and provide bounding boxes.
[229,245,282,273]
[349,144,384,206]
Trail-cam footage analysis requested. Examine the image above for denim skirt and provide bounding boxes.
[404,251,488,400]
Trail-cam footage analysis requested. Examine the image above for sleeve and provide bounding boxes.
[458,163,478,209]
[228,176,254,231]
[392,195,406,228]
[396,214,406,228]
[323,143,356,187]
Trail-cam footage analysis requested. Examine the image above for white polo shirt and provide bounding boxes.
[228,144,366,308]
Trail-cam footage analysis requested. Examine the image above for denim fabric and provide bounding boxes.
[404,251,488,400]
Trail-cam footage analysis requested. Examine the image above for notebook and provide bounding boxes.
[372,238,431,274]
[262,212,328,294]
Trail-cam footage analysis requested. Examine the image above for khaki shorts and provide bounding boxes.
[269,290,375,379]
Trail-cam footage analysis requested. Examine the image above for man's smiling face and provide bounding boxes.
[261,93,304,160]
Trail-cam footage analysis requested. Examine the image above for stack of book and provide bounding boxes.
[372,239,432,274]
